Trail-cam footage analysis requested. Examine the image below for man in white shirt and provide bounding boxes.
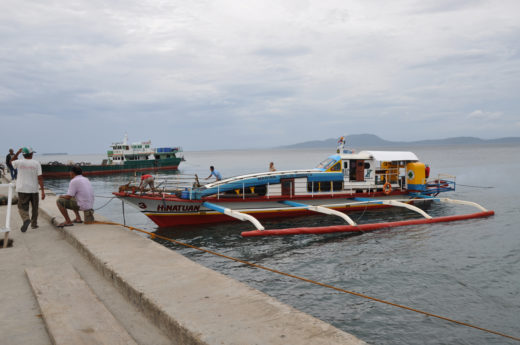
[11,147,45,232]
[56,166,95,226]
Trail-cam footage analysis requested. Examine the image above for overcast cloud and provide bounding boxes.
[1,0,519,153]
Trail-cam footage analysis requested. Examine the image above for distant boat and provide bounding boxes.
[42,134,183,178]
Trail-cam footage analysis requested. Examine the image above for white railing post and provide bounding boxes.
[2,183,14,248]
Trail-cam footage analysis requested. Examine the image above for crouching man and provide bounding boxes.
[56,166,95,227]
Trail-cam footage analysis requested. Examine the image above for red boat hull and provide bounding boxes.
[43,164,179,178]
[115,190,417,228]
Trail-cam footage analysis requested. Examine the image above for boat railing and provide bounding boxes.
[155,177,386,200]
[129,171,455,199]
[153,174,201,193]
[424,173,456,194]
[374,168,400,185]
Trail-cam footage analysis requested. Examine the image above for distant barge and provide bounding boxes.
[42,135,183,178]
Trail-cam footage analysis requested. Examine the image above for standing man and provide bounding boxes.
[5,148,17,180]
[56,166,95,227]
[11,147,45,232]
[206,166,222,181]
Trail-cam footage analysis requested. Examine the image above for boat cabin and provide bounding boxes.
[185,150,430,200]
[106,134,181,165]
[316,150,423,190]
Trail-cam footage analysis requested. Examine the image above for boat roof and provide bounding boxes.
[339,150,418,162]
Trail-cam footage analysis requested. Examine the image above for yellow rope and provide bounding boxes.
[94,220,520,342]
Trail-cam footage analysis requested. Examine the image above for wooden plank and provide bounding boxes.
[26,264,137,345]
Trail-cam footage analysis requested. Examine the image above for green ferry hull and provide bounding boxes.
[42,157,181,178]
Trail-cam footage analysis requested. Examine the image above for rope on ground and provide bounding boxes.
[94,220,520,343]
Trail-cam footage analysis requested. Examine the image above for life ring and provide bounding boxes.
[383,182,392,195]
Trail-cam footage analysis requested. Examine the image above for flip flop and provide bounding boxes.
[73,220,83,223]
[57,222,74,228]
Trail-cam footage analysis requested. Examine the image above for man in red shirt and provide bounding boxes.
[139,174,155,193]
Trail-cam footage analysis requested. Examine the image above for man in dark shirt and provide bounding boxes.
[5,148,17,180]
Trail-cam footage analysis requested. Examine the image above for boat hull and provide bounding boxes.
[42,157,181,178]
[115,191,427,228]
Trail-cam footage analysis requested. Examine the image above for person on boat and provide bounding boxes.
[269,162,276,172]
[206,166,222,181]
[56,166,95,227]
[139,174,155,193]
[193,174,201,188]
[11,147,45,232]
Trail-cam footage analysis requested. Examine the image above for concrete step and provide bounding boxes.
[35,191,365,345]
[26,264,138,345]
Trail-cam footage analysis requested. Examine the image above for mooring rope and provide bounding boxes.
[93,196,116,211]
[93,220,519,342]
[457,184,495,189]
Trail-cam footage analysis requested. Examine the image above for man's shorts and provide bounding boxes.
[142,177,154,188]
[57,197,80,211]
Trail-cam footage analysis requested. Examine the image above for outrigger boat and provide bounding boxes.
[114,137,494,236]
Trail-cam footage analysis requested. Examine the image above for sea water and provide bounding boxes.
[39,144,520,345]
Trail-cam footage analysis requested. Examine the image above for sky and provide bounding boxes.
[1,0,519,154]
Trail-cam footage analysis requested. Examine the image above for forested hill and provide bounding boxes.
[278,134,520,149]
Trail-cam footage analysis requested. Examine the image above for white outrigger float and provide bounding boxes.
[114,137,494,236]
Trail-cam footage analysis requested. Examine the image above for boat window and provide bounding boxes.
[316,157,338,170]
[307,181,343,192]
[364,162,371,169]
[307,182,317,192]
[329,162,341,171]
[320,182,331,192]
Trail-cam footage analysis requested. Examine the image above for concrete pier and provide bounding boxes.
[0,179,366,345]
